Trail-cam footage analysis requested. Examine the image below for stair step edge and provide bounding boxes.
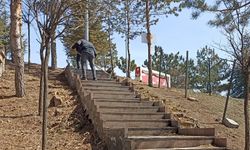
[136,146,227,150]
[103,119,172,122]
[128,136,215,140]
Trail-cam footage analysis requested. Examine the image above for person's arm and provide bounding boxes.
[71,43,77,49]
[93,47,97,58]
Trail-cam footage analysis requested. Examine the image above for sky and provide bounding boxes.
[24,8,230,77]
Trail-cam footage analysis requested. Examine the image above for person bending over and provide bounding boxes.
[75,39,97,80]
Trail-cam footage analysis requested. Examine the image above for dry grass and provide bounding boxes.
[130,79,246,150]
[0,62,247,150]
[0,63,105,150]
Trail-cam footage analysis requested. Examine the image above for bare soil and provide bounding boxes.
[0,63,106,150]
[0,62,247,150]
[130,79,246,150]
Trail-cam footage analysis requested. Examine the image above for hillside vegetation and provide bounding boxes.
[130,79,246,150]
[0,63,105,150]
[0,62,246,150]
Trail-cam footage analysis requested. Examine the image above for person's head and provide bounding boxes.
[77,40,82,45]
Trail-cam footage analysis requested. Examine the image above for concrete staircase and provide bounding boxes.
[64,66,228,150]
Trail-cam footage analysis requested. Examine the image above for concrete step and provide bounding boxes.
[103,119,172,128]
[94,93,136,99]
[94,97,140,101]
[86,71,110,77]
[83,86,130,92]
[126,136,216,149]
[73,69,110,76]
[98,106,161,113]
[67,68,228,150]
[95,101,154,107]
[73,69,109,72]
[74,72,110,80]
[100,112,171,120]
[136,146,227,150]
[127,127,178,136]
[81,79,116,84]
[127,136,218,149]
[82,81,124,87]
[90,90,132,95]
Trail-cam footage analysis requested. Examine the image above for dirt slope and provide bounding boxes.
[0,63,106,150]
[0,62,246,150]
[130,79,246,150]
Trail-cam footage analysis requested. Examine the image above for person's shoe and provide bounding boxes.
[93,78,97,80]
[81,77,87,80]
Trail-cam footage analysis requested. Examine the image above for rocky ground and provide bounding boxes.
[0,62,246,150]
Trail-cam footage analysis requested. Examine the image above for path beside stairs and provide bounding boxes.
[64,66,228,150]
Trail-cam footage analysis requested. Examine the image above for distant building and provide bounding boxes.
[0,46,5,77]
[135,66,171,88]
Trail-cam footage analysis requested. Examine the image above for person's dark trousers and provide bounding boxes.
[76,54,81,69]
[81,52,97,80]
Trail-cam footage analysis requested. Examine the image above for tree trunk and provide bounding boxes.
[185,51,189,98]
[125,0,131,78]
[84,0,89,41]
[127,30,131,78]
[51,32,57,70]
[42,37,50,150]
[104,56,106,71]
[146,0,152,87]
[243,68,249,150]
[127,46,131,78]
[38,33,46,116]
[108,30,114,75]
[222,60,236,122]
[10,0,25,97]
[38,65,44,116]
[208,58,211,95]
[28,18,31,71]
[38,42,45,116]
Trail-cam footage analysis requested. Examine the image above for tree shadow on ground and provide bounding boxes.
[0,94,16,100]
[0,113,34,119]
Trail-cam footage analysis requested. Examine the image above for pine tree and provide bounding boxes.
[110,0,144,78]
[195,46,230,94]
[10,0,25,97]
[61,1,118,69]
[186,1,250,148]
[144,49,188,88]
[0,0,9,55]
[231,66,244,98]
[134,0,185,86]
[117,56,136,74]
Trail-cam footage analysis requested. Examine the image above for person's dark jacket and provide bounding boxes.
[71,42,82,69]
[78,39,97,58]
[71,42,82,54]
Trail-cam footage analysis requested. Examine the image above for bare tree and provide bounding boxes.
[29,0,78,149]
[187,1,250,149]
[22,1,34,72]
[134,1,183,87]
[51,31,57,70]
[10,0,25,97]
[210,6,249,150]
